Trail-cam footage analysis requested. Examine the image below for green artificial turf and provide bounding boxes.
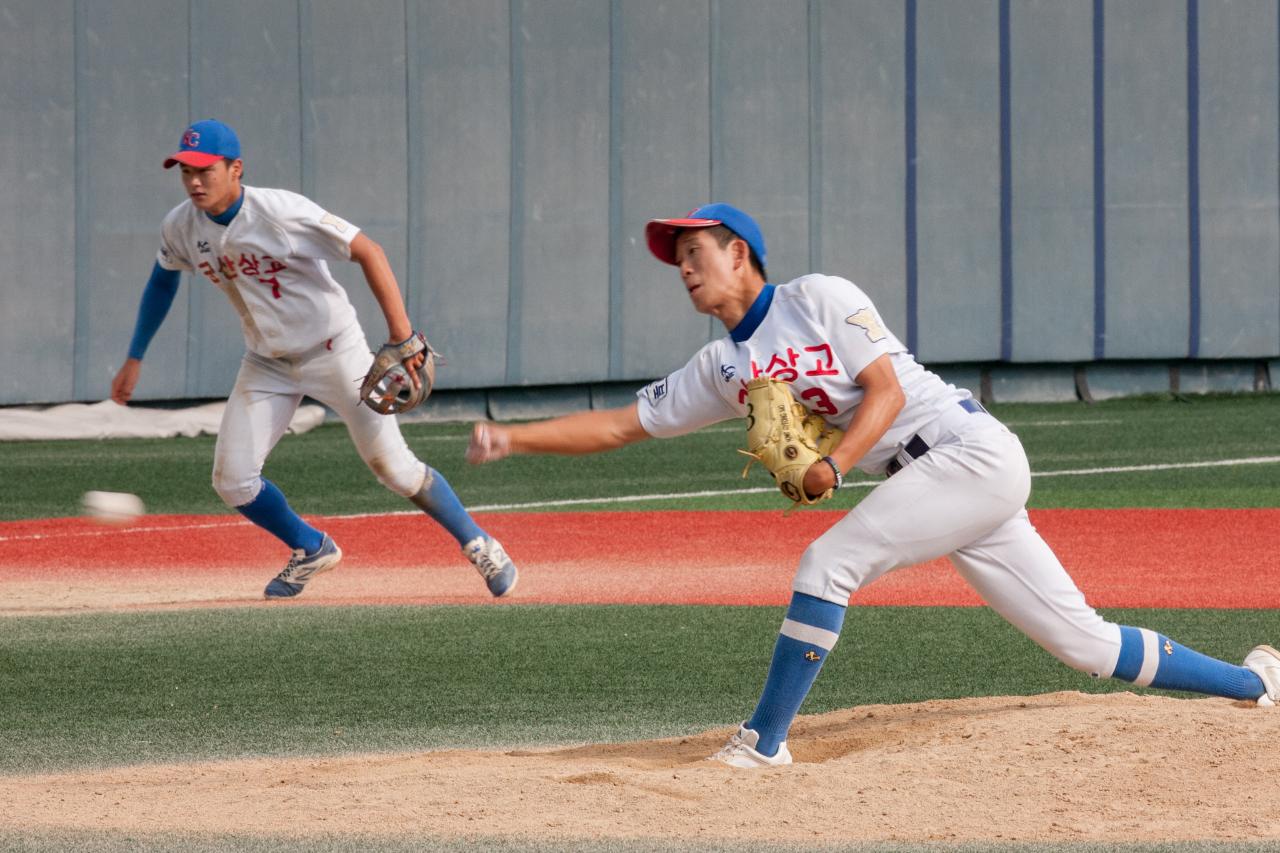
[2,393,1279,521]
[2,394,1278,853]
[4,603,1276,774]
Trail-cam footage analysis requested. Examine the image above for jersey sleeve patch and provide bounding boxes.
[846,307,887,343]
[270,190,360,261]
[319,212,351,234]
[640,377,668,405]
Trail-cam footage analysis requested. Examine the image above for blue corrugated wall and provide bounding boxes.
[1,0,1277,405]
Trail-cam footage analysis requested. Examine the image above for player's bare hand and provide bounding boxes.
[111,359,142,406]
[402,350,425,389]
[467,421,511,464]
[802,459,836,499]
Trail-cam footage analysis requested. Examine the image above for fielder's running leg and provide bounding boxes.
[213,351,342,599]
[301,326,518,597]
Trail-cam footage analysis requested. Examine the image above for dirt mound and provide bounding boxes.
[3,691,1276,844]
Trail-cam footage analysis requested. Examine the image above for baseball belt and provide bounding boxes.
[886,398,989,477]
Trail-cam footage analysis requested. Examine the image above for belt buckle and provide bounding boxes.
[886,434,930,477]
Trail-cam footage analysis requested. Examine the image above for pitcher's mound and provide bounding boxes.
[4,691,1276,844]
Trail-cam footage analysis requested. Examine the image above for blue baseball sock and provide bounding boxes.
[236,479,324,554]
[1112,626,1264,700]
[409,466,485,546]
[746,592,847,757]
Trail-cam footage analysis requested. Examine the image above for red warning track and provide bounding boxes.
[0,509,1277,614]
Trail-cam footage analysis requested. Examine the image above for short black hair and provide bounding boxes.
[704,224,767,279]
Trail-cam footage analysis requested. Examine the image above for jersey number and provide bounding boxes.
[800,387,837,416]
[740,385,837,417]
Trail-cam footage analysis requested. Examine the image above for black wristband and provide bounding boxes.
[822,455,843,490]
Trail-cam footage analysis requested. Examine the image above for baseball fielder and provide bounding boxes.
[467,202,1280,766]
[112,120,517,599]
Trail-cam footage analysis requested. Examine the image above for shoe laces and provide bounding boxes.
[469,541,509,580]
[710,733,750,762]
[277,548,308,581]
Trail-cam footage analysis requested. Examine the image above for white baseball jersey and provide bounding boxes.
[636,273,1125,680]
[155,186,361,359]
[635,274,976,475]
[156,187,427,507]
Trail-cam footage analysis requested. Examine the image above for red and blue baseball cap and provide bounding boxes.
[163,119,241,169]
[645,203,767,270]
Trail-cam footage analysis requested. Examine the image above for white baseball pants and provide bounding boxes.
[793,409,1124,679]
[212,323,427,507]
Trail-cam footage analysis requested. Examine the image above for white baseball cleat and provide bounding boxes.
[1244,645,1280,706]
[708,724,793,768]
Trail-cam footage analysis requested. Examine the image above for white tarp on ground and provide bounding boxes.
[0,400,327,441]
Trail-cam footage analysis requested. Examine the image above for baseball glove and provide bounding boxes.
[738,376,844,509]
[359,331,436,415]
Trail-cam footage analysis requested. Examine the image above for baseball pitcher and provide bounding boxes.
[112,120,516,599]
[467,202,1280,766]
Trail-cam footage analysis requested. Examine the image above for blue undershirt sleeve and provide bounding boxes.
[126,262,182,361]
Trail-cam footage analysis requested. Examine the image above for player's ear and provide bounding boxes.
[228,158,243,180]
[730,237,749,271]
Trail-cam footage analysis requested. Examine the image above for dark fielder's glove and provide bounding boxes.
[738,376,844,508]
[359,331,436,415]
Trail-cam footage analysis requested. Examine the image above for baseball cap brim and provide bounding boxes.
[645,217,723,266]
[163,150,225,169]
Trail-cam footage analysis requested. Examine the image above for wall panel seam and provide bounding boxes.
[999,0,1013,362]
[608,0,623,378]
[404,0,419,325]
[904,0,918,354]
[1092,0,1106,360]
[707,0,720,341]
[1186,0,1201,358]
[185,0,197,396]
[506,0,524,382]
[72,0,87,400]
[808,0,821,274]
[298,0,312,200]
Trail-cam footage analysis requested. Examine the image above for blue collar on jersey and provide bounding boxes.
[729,283,775,343]
[205,190,244,226]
